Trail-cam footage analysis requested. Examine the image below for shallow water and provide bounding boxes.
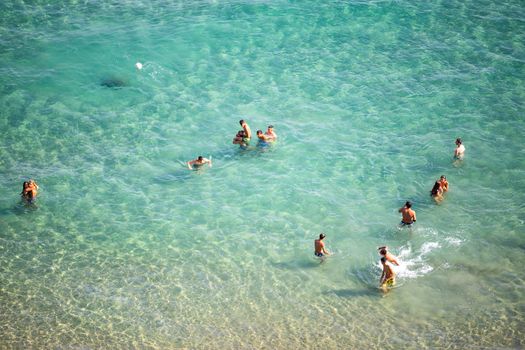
[1,0,524,348]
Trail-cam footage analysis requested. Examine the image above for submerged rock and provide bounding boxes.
[100,77,127,88]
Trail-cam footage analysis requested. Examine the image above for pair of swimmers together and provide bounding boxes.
[430,175,449,203]
[378,246,399,291]
[233,120,277,147]
[314,233,400,291]
[21,179,39,203]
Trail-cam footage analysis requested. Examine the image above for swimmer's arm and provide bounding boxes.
[322,247,330,255]
[187,160,195,170]
[412,212,417,222]
[398,207,403,213]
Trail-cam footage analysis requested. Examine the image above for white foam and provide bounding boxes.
[421,241,440,254]
[445,237,463,246]
[388,242,440,279]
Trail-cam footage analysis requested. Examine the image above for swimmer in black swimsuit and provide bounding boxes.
[314,233,330,259]
[399,201,416,226]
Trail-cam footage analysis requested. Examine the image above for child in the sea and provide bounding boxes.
[380,257,396,292]
[233,130,249,146]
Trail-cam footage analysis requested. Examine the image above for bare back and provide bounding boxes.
[400,207,416,224]
[242,123,252,139]
[314,239,325,254]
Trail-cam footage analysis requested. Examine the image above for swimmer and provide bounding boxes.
[314,233,330,259]
[379,257,396,291]
[233,130,250,147]
[264,125,277,141]
[439,175,449,192]
[187,156,212,170]
[240,119,252,140]
[377,246,400,266]
[430,181,444,203]
[399,201,416,226]
[256,130,272,143]
[454,138,465,160]
[22,179,39,202]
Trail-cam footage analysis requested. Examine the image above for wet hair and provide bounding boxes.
[379,248,387,256]
[21,181,29,195]
[430,181,441,196]
[440,175,446,180]
[268,125,274,129]
[455,138,462,145]
[236,130,245,137]
[239,119,245,125]
[319,233,325,239]
[256,130,263,134]
[405,201,412,208]
[381,257,387,264]
[198,156,203,161]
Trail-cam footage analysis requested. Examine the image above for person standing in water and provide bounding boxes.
[22,179,39,202]
[240,119,252,140]
[399,201,416,226]
[264,125,277,141]
[256,130,273,144]
[233,130,249,147]
[187,156,212,170]
[454,138,465,160]
[378,246,400,266]
[439,175,449,192]
[379,257,396,291]
[314,233,330,258]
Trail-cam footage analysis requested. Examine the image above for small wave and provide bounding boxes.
[444,237,463,246]
[421,241,440,254]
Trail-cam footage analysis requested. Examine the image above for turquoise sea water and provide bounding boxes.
[1,0,524,348]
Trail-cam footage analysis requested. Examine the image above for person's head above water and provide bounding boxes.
[405,201,412,208]
[239,119,245,125]
[455,138,462,145]
[440,175,446,180]
[267,125,274,129]
[256,130,263,135]
[381,257,387,264]
[319,233,326,240]
[379,247,387,256]
[198,156,203,161]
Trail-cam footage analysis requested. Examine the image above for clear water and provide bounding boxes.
[1,1,524,348]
